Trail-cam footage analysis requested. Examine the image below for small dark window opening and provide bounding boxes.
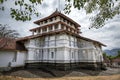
[63,18,65,22]
[12,52,17,62]
[45,20,47,23]
[54,17,57,20]
[55,24,58,29]
[43,27,47,32]
[60,17,63,21]
[70,22,72,26]
[41,21,43,24]
[67,21,69,24]
[72,52,74,58]
[49,26,53,30]
[51,52,54,58]
[50,18,53,22]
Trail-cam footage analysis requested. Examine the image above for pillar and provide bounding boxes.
[58,23,61,29]
[53,25,55,31]
[47,27,49,32]
[40,28,42,34]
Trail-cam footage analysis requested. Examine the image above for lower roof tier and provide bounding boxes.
[16,29,106,47]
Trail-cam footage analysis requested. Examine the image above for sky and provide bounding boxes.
[0,0,120,50]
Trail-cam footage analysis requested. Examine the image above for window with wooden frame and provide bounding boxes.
[67,20,69,24]
[60,17,63,21]
[70,22,72,26]
[63,18,66,22]
[54,17,57,20]
[54,24,58,30]
[50,18,53,22]
[42,27,47,32]
[41,21,43,24]
[49,26,53,31]
[44,20,47,23]
[61,24,64,29]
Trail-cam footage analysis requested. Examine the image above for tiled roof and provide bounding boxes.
[0,38,27,51]
[79,36,106,46]
[0,38,16,50]
[16,30,106,46]
[112,58,120,62]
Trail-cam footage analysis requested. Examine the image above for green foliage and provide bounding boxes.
[0,0,7,10]
[103,50,120,60]
[64,0,120,29]
[115,50,120,58]
[0,0,120,28]
[103,52,107,57]
[0,0,42,21]
[10,0,42,21]
[107,55,115,60]
[103,52,115,60]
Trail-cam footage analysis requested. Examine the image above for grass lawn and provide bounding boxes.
[0,74,120,80]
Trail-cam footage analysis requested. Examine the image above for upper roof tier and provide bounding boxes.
[33,10,81,28]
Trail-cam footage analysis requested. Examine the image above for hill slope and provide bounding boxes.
[104,48,120,56]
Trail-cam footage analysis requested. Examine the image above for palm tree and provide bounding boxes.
[0,24,19,49]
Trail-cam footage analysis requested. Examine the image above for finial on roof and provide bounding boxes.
[56,0,61,12]
[55,8,61,13]
[56,8,58,12]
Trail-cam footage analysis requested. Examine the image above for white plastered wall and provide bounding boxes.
[11,51,27,67]
[0,51,27,67]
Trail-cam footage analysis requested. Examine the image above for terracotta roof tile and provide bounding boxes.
[16,30,106,46]
[112,58,120,62]
[0,38,27,51]
[0,38,16,50]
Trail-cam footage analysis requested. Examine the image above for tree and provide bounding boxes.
[116,50,120,58]
[103,52,115,60]
[0,0,42,21]
[103,52,108,58]
[64,0,120,29]
[0,24,19,49]
[0,0,120,28]
[0,24,19,38]
[103,52,107,56]
[107,55,114,60]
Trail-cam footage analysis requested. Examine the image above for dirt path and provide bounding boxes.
[1,67,120,78]
[0,74,120,80]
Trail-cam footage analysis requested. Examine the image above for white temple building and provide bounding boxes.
[0,10,106,70]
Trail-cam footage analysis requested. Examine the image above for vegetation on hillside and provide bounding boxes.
[103,50,120,60]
